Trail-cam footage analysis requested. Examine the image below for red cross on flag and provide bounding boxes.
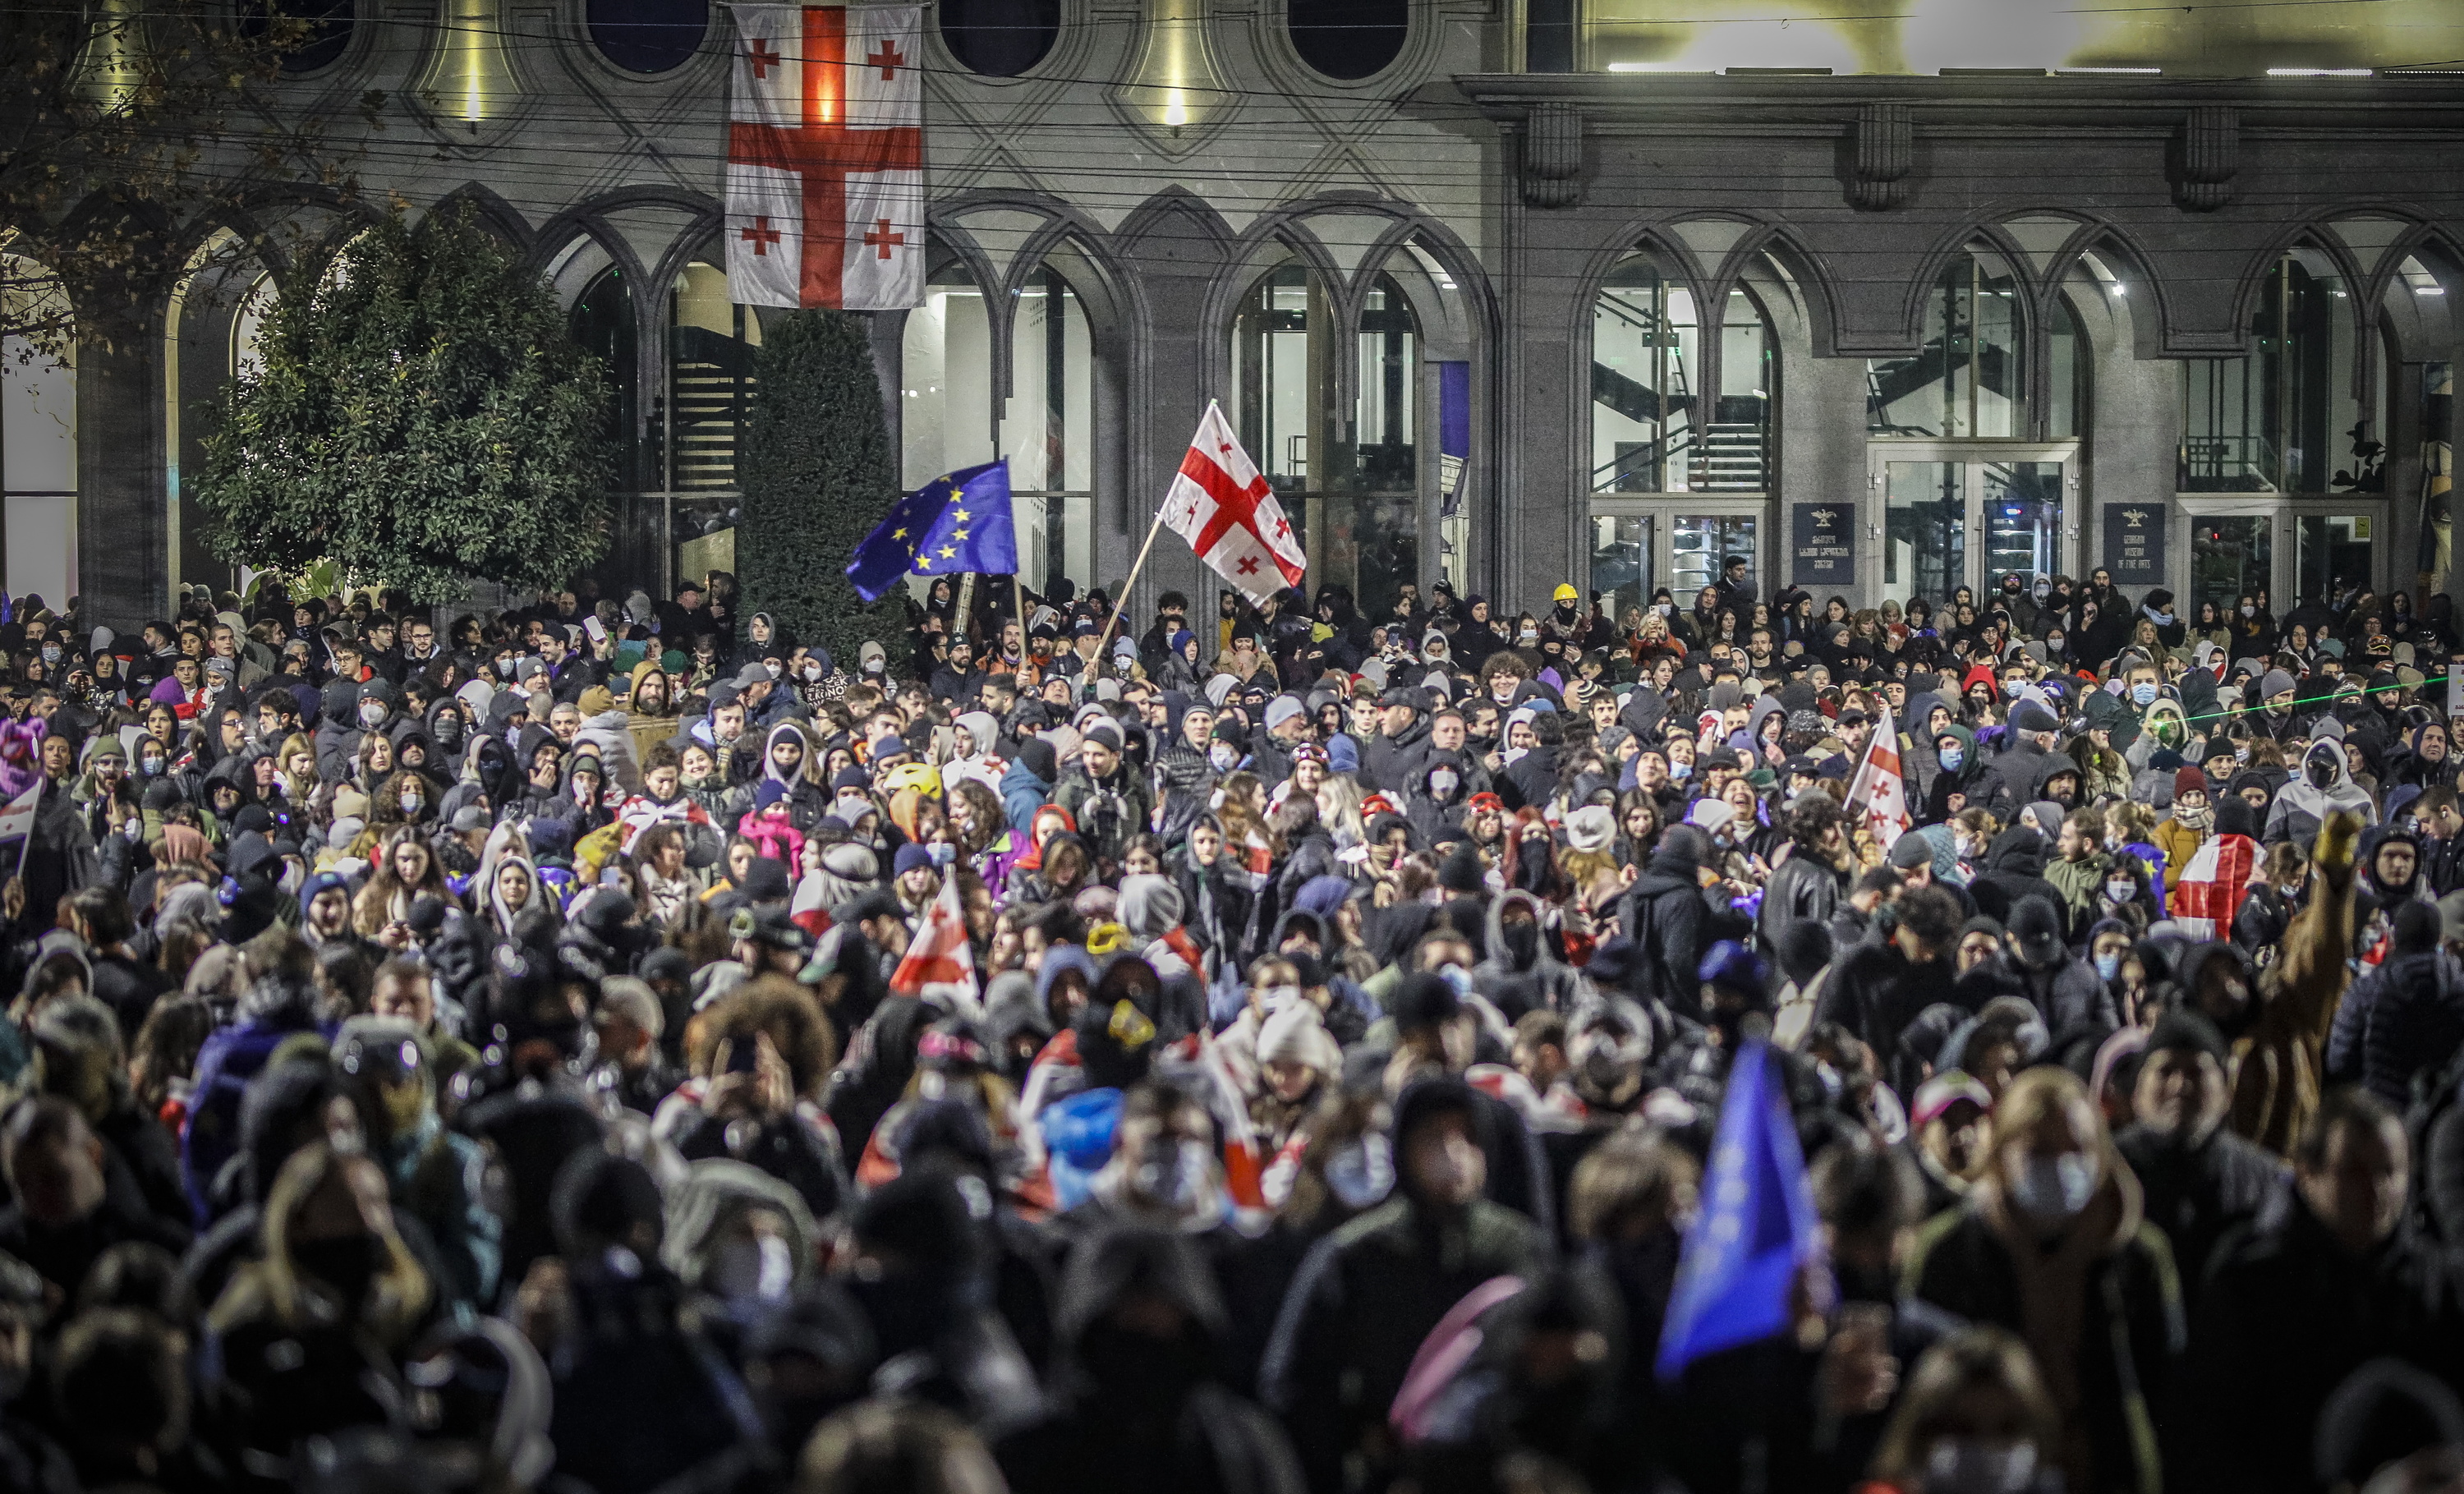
[726,4,923,311]
[1842,704,1912,850]
[1158,402,1308,606]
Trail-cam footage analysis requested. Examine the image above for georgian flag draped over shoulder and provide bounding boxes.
[2172,832,2259,941]
[1843,705,1911,850]
[1159,402,1308,606]
[891,871,976,1002]
[725,3,923,310]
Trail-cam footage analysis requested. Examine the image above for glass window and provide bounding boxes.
[1340,274,1419,618]
[1590,514,1649,624]
[2425,362,2453,596]
[665,260,760,491]
[1884,461,1962,604]
[571,269,641,490]
[940,0,1059,76]
[1869,246,2025,438]
[588,0,710,72]
[2,257,77,609]
[232,274,278,379]
[2190,515,2271,616]
[1708,287,1771,491]
[242,0,355,71]
[2180,250,2365,494]
[1233,263,1426,614]
[1982,462,2062,586]
[903,261,1095,594]
[2297,513,2374,609]
[1289,0,1407,79]
[1006,268,1093,592]
[1233,263,1322,498]
[2048,296,2084,440]
[1592,255,1699,493]
[1671,515,1754,600]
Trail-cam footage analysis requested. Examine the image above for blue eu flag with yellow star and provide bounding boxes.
[845,459,1019,603]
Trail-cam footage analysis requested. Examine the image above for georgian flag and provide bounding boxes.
[1158,402,1308,605]
[2172,832,2259,941]
[724,3,924,311]
[890,871,976,1004]
[1843,705,1912,850]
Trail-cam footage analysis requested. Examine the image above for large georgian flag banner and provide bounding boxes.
[726,3,923,310]
[1159,402,1308,607]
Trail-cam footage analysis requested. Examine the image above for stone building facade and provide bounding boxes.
[6,0,2462,630]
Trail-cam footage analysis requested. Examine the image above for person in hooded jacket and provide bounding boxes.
[1978,896,2120,1041]
[1261,1074,1550,1494]
[1000,1223,1304,1494]
[1919,721,2001,828]
[1000,735,1059,839]
[2264,733,2377,844]
[1966,827,2066,934]
[1402,751,1477,847]
[1614,825,1725,1023]
[1904,1066,2181,1494]
[530,1149,774,1494]
[1473,890,1583,1014]
[2328,899,2464,1106]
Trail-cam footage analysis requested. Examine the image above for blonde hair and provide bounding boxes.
[209,1142,430,1345]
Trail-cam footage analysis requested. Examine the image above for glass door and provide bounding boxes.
[2296,513,2374,613]
[1884,461,1963,606]
[1587,498,1763,613]
[2190,513,2273,618]
[1588,513,1651,623]
[1871,444,2075,604]
[2175,498,2388,619]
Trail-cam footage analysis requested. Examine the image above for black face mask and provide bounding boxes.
[293,1234,382,1312]
[1077,1322,1210,1414]
[1501,922,1540,967]
[1835,1262,1897,1306]
[2306,759,2335,789]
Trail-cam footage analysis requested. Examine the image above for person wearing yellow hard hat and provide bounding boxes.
[1543,582,1604,655]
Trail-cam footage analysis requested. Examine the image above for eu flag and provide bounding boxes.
[1653,1041,1826,1384]
[845,459,1019,603]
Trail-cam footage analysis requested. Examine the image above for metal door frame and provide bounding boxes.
[1865,440,2080,601]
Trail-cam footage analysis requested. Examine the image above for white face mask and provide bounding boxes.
[2007,1152,2098,1220]
[1923,1440,2039,1494]
[709,1234,795,1305]
[1323,1133,1395,1211]
[400,792,424,817]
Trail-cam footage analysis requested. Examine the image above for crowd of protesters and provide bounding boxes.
[0,556,2455,1494]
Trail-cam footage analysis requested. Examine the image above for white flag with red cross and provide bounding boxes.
[1157,402,1308,606]
[1842,704,1911,850]
[890,869,976,1000]
[725,3,923,311]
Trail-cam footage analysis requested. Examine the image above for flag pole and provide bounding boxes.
[1092,506,1170,677]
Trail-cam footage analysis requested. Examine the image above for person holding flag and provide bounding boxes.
[1843,702,1913,853]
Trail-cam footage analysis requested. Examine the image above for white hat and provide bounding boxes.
[1256,1001,1340,1073]
[1564,804,1616,853]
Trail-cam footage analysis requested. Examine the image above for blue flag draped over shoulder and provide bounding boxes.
[1653,1041,1826,1383]
[846,459,1018,603]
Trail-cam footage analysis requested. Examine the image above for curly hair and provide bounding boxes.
[687,974,839,1098]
